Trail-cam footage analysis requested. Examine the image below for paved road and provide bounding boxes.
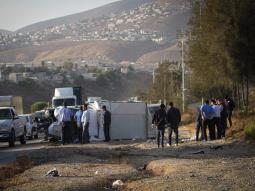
[0,136,46,164]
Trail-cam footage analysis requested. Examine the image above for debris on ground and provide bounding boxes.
[210,145,223,150]
[112,180,124,188]
[138,164,147,171]
[192,150,205,155]
[45,168,59,177]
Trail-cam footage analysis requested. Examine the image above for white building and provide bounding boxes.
[120,67,129,74]
[0,71,3,81]
[9,73,24,83]
[82,73,97,81]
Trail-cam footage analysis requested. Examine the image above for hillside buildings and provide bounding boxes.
[0,2,190,50]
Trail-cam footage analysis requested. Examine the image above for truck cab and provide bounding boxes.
[52,96,76,107]
[52,87,81,108]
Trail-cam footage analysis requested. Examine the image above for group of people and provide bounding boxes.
[58,102,111,145]
[196,96,235,141]
[152,102,181,148]
[152,96,235,148]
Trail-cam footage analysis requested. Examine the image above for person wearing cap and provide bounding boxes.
[58,102,73,145]
[167,102,181,146]
[156,103,167,148]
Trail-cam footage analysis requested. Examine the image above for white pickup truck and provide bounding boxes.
[0,107,26,147]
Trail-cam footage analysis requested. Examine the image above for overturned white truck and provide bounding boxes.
[48,101,158,140]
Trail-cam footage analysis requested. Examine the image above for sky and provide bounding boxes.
[0,0,120,31]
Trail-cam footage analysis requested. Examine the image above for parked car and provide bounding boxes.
[19,114,38,140]
[0,107,26,147]
[34,110,51,131]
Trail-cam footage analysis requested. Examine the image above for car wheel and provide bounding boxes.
[8,130,15,147]
[20,128,26,144]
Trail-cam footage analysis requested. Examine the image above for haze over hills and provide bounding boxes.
[0,0,191,66]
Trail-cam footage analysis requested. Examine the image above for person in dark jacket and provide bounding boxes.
[220,99,228,138]
[196,107,203,141]
[155,104,167,148]
[102,105,111,142]
[225,96,235,127]
[167,102,181,146]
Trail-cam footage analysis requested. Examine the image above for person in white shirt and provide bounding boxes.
[81,104,90,144]
[74,106,83,143]
[211,99,223,139]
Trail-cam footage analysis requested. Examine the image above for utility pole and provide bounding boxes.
[163,74,166,105]
[181,38,185,112]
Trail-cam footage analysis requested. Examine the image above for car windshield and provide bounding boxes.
[0,109,12,120]
[35,112,45,119]
[53,99,75,107]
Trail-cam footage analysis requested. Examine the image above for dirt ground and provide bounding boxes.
[1,126,255,191]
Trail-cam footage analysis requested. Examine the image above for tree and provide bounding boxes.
[63,61,73,71]
[41,60,46,68]
[187,0,255,108]
[31,102,48,113]
[147,61,181,105]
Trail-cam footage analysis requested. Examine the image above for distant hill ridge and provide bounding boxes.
[0,0,191,64]
[0,29,12,35]
[17,0,154,33]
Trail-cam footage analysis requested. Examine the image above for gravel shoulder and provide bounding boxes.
[1,128,255,191]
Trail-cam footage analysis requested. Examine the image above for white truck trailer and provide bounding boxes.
[0,96,23,114]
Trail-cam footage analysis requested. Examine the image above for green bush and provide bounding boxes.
[245,123,255,140]
[31,102,48,113]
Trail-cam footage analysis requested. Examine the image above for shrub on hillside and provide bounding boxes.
[245,123,255,140]
[31,102,48,113]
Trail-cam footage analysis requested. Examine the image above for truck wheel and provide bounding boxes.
[20,134,26,144]
[34,134,38,139]
[8,130,15,147]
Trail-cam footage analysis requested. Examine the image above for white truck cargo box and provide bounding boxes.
[109,102,147,140]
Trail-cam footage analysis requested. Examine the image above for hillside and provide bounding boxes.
[0,29,12,35]
[17,0,154,33]
[0,0,191,65]
[0,40,170,63]
[137,43,180,64]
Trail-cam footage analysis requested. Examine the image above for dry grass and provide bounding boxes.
[0,156,34,190]
[227,113,255,141]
